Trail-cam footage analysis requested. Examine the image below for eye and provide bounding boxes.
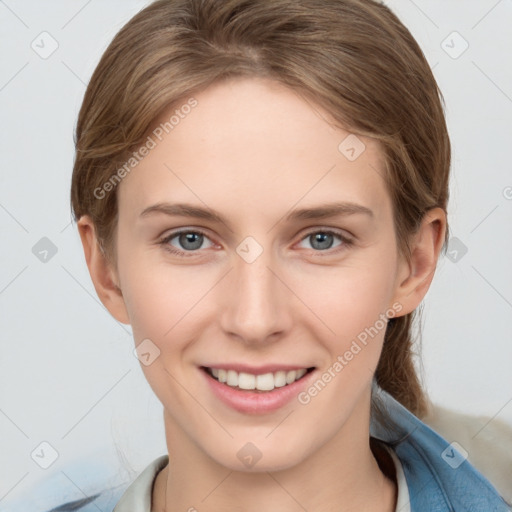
[158,228,353,258]
[159,229,215,256]
[297,229,353,253]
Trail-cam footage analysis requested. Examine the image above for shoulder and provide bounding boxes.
[0,456,129,512]
[112,454,168,511]
[371,385,512,511]
[422,402,512,504]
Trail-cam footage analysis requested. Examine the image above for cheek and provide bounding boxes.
[289,255,398,345]
[118,255,206,405]
[118,245,210,341]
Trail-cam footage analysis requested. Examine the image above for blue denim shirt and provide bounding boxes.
[6,387,511,512]
[370,386,511,511]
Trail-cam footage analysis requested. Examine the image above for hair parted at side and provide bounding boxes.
[70,0,451,419]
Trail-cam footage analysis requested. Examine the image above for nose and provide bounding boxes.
[219,245,292,345]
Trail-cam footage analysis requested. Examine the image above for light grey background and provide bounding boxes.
[1,0,511,507]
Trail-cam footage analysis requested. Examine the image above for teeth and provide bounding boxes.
[208,367,310,391]
[286,370,296,384]
[238,372,256,390]
[227,370,238,386]
[274,371,287,387]
[256,373,274,391]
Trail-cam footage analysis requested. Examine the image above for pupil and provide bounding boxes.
[312,232,333,250]
[180,232,203,250]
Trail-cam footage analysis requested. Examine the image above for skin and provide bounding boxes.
[78,77,446,512]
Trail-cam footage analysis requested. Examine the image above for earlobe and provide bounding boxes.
[76,215,131,325]
[392,208,447,316]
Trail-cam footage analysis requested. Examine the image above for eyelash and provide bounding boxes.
[158,228,354,258]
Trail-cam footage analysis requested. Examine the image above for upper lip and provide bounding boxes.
[201,364,315,375]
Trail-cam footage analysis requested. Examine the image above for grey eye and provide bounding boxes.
[298,231,343,251]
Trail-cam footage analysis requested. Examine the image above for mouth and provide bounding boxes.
[201,366,316,393]
[200,364,318,414]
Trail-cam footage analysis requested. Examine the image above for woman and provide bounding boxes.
[67,0,510,510]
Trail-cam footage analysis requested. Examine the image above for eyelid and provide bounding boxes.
[158,226,354,257]
[294,227,354,253]
[158,228,216,257]
[300,226,353,241]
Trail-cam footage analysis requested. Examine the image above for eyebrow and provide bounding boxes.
[139,201,374,226]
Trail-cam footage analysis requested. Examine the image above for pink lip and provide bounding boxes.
[202,363,313,375]
[200,366,316,414]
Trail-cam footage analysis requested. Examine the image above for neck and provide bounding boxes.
[152,400,397,512]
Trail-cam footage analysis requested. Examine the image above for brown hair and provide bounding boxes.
[70,0,450,418]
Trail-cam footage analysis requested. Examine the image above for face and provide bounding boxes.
[112,77,409,472]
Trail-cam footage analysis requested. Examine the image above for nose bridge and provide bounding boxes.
[220,240,290,343]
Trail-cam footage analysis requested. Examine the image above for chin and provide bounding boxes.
[204,437,315,473]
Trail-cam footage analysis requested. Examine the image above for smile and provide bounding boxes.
[200,364,317,414]
[203,366,314,392]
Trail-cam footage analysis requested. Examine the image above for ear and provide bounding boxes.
[391,207,447,316]
[76,215,130,325]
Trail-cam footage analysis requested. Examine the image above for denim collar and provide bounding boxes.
[370,384,511,511]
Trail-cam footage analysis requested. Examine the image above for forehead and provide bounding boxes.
[117,77,392,225]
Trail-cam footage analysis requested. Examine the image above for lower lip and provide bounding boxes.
[201,367,316,414]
